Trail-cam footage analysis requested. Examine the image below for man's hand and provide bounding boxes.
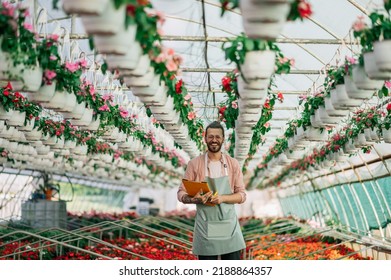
[209,192,225,205]
[182,190,213,204]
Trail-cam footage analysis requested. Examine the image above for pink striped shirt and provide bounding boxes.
[177,152,246,203]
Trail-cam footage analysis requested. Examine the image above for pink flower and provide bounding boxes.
[119,106,129,118]
[49,55,58,61]
[183,101,188,106]
[78,59,88,68]
[385,80,391,89]
[151,117,158,124]
[231,100,238,109]
[184,93,191,101]
[102,93,113,102]
[157,28,164,36]
[154,52,167,63]
[346,56,357,65]
[98,104,110,112]
[166,60,178,72]
[156,11,166,25]
[23,22,34,32]
[65,61,79,72]
[187,111,196,120]
[352,15,367,32]
[49,34,59,41]
[44,70,56,80]
[264,122,270,128]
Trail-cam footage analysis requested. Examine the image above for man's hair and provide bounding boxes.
[205,121,225,138]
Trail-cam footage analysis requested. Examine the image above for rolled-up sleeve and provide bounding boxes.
[232,160,246,204]
[177,160,195,203]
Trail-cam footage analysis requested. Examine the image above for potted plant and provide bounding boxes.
[223,34,277,86]
[0,2,43,92]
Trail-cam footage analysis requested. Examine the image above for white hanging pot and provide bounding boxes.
[364,128,373,142]
[137,84,168,105]
[240,0,290,39]
[70,108,94,126]
[64,140,77,149]
[6,111,26,127]
[352,65,384,90]
[102,126,120,140]
[36,145,50,155]
[241,50,276,80]
[81,2,125,35]
[19,118,35,132]
[324,95,349,117]
[72,144,88,155]
[62,101,87,120]
[330,85,362,109]
[0,106,14,121]
[370,129,379,141]
[106,41,142,71]
[125,67,155,88]
[13,66,43,93]
[94,24,137,55]
[243,17,286,38]
[310,110,323,128]
[354,133,367,147]
[28,82,57,103]
[131,74,162,97]
[127,54,151,77]
[0,126,15,139]
[318,107,339,124]
[237,76,268,99]
[363,51,391,80]
[305,127,328,141]
[45,91,74,111]
[24,128,43,141]
[383,129,391,143]
[63,0,110,16]
[373,40,391,72]
[344,75,375,100]
[84,116,101,131]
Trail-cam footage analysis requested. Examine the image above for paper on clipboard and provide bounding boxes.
[182,179,215,206]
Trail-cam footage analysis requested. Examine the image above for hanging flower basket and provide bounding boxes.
[363,51,391,80]
[373,40,391,72]
[305,127,328,141]
[62,101,87,120]
[62,0,110,16]
[6,111,26,127]
[27,82,57,103]
[330,85,362,109]
[324,95,349,117]
[81,2,125,35]
[240,0,291,39]
[344,75,375,100]
[24,128,43,141]
[0,105,15,120]
[106,42,143,71]
[237,76,268,99]
[18,118,35,132]
[241,50,276,80]
[383,129,391,143]
[45,91,76,112]
[310,110,323,128]
[70,108,94,127]
[352,65,384,90]
[94,24,137,55]
[124,67,155,87]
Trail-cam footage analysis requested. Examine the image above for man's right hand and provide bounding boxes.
[183,190,213,204]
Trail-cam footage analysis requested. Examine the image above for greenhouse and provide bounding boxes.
[1,0,391,265]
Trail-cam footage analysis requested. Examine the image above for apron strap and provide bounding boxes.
[204,153,228,178]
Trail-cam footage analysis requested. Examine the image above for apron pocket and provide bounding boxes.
[207,219,235,238]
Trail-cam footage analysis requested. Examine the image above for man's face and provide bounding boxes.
[205,128,224,153]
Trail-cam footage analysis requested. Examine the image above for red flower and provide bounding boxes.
[277,92,284,102]
[298,0,312,18]
[387,103,391,112]
[5,81,12,90]
[219,105,227,115]
[221,76,232,92]
[175,79,183,94]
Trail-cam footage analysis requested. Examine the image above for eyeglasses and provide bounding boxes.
[206,135,223,141]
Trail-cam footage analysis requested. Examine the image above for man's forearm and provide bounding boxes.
[221,193,243,204]
[182,194,202,204]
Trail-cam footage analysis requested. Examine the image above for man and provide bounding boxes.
[177,121,246,260]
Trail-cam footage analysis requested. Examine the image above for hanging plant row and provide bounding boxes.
[220,0,312,39]
[56,0,205,153]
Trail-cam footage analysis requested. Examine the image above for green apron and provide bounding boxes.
[192,153,246,256]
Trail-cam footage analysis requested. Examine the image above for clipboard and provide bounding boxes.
[182,179,215,206]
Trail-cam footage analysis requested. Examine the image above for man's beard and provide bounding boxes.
[207,142,222,153]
